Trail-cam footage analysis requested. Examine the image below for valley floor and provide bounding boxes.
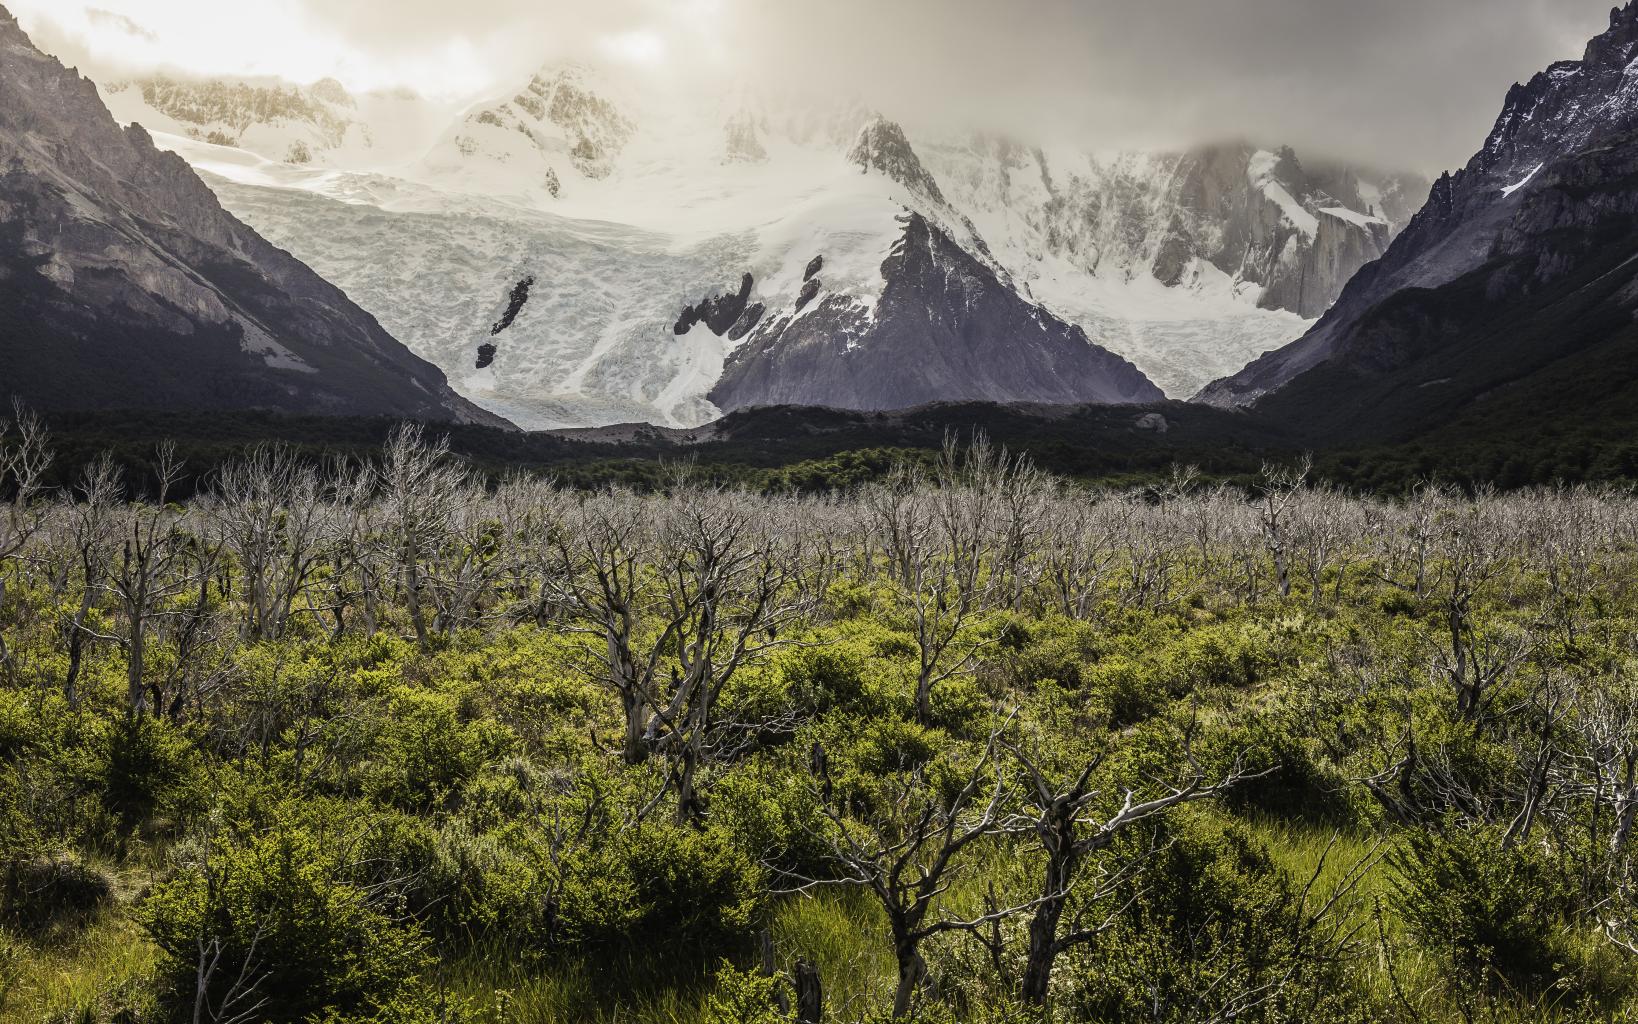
[3,430,1638,1023]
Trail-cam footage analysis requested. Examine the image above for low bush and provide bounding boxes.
[142,824,436,1023]
[1389,822,1576,995]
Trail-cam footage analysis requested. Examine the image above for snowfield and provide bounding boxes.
[105,67,1398,427]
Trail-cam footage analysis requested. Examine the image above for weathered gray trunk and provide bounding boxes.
[1021,896,1068,1005]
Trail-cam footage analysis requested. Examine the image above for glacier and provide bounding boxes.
[100,66,1419,428]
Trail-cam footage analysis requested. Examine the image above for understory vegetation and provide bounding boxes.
[5,411,1638,1022]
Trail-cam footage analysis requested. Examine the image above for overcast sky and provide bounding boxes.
[7,0,1620,175]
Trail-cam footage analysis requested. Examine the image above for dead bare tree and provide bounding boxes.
[1524,486,1611,649]
[0,404,51,676]
[788,731,1037,1020]
[1039,491,1122,621]
[54,455,122,708]
[308,459,377,639]
[1115,489,1188,611]
[371,424,468,649]
[1367,482,1454,604]
[1289,482,1361,607]
[546,488,666,765]
[1255,455,1311,601]
[424,481,513,635]
[191,928,268,1024]
[83,445,196,719]
[1411,494,1525,730]
[866,465,1001,725]
[0,402,51,562]
[1004,723,1258,1005]
[1565,671,1638,860]
[209,444,328,643]
[643,487,812,822]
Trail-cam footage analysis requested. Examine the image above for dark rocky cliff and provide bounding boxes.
[0,5,510,425]
[710,213,1162,413]
[1199,2,1638,417]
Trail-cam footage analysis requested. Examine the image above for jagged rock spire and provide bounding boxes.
[847,117,946,205]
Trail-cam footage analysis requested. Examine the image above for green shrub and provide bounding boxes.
[1211,713,1355,825]
[142,824,435,1023]
[0,691,33,760]
[699,962,794,1024]
[711,764,831,878]
[363,686,514,811]
[1389,822,1575,994]
[555,823,763,966]
[1069,816,1364,1023]
[0,767,37,869]
[99,716,201,831]
[781,643,871,712]
[997,616,1100,691]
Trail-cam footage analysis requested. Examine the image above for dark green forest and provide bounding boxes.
[5,413,1638,1022]
[27,394,1638,502]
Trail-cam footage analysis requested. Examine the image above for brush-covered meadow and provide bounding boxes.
[3,416,1638,1023]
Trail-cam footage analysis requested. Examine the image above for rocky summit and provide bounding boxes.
[711,213,1162,412]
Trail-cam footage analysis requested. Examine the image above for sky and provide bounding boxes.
[5,0,1621,175]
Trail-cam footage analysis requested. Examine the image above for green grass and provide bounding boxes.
[1,912,158,1024]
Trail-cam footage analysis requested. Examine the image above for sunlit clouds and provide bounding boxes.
[3,0,1623,172]
[7,0,494,95]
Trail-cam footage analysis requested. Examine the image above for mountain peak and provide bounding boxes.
[455,61,634,181]
[847,117,947,204]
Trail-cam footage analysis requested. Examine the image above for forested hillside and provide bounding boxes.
[4,415,1638,1022]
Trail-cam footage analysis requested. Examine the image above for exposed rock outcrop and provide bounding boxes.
[459,65,633,180]
[848,118,947,205]
[794,278,822,313]
[710,213,1162,413]
[491,276,535,335]
[675,273,754,337]
[1147,144,1401,319]
[110,74,357,150]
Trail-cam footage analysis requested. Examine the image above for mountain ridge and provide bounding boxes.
[1198,0,1638,417]
[91,52,1423,426]
[0,5,509,426]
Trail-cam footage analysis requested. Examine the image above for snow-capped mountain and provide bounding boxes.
[0,6,503,426]
[424,65,635,191]
[1198,1,1638,439]
[100,75,446,171]
[710,120,1160,411]
[927,139,1425,320]
[923,139,1426,397]
[95,54,1424,427]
